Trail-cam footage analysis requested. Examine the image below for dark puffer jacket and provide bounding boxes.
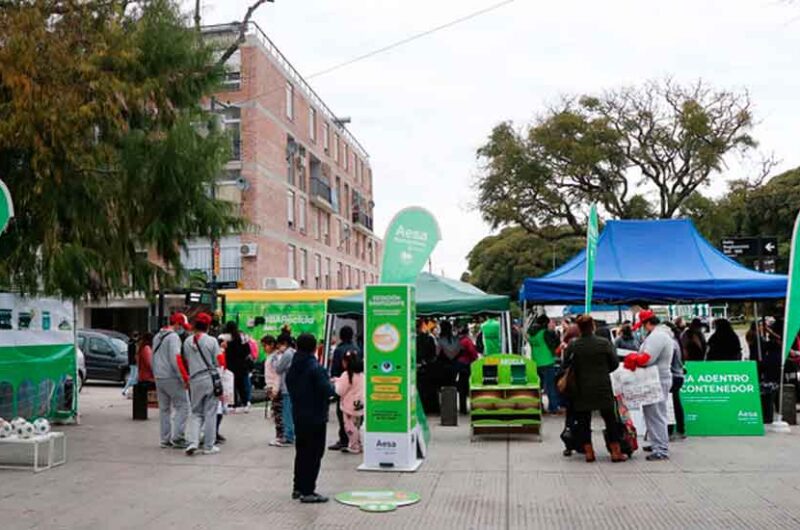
[286,350,335,427]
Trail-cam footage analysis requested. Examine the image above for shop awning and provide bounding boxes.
[328,272,510,316]
[520,219,787,304]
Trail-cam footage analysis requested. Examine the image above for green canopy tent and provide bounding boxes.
[325,272,513,352]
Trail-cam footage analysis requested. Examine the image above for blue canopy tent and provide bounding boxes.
[520,219,787,305]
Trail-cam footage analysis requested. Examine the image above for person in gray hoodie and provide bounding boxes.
[152,313,191,449]
[274,333,296,445]
[635,310,674,461]
[182,313,221,456]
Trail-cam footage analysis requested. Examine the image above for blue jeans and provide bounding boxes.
[122,365,138,394]
[538,365,560,413]
[282,393,295,443]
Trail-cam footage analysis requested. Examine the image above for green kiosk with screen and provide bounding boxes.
[469,354,541,441]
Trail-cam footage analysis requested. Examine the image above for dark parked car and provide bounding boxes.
[77,329,131,384]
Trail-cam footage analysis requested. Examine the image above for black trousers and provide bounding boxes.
[573,408,621,447]
[335,398,348,446]
[671,377,685,435]
[456,362,471,414]
[233,370,249,407]
[293,424,327,495]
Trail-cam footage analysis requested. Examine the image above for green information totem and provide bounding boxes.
[361,284,423,471]
[681,361,764,436]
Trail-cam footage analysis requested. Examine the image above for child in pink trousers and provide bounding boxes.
[333,352,365,453]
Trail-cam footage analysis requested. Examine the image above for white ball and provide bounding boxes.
[11,417,26,428]
[16,421,35,439]
[33,418,50,435]
[0,420,12,438]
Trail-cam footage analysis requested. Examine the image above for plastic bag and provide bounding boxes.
[611,365,664,409]
[220,368,235,406]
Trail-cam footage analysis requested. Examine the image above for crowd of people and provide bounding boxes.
[134,312,366,504]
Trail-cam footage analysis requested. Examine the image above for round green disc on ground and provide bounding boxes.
[335,490,421,508]
[359,502,398,513]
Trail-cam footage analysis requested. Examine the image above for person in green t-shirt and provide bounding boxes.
[528,315,561,414]
[478,319,502,356]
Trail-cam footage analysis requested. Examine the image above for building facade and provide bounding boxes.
[188,23,381,291]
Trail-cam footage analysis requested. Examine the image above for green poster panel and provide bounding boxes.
[226,301,326,340]
[364,285,412,433]
[681,361,764,436]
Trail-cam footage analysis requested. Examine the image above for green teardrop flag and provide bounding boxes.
[585,203,598,314]
[782,209,800,361]
[0,180,13,235]
[380,207,442,284]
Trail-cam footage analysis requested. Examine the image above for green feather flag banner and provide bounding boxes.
[782,209,800,361]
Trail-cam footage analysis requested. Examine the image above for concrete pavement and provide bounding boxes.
[2,385,800,530]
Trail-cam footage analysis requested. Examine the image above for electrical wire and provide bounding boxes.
[306,0,518,79]
[236,0,518,104]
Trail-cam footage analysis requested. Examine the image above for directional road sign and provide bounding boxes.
[721,237,778,258]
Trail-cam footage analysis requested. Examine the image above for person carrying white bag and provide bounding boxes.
[633,310,675,461]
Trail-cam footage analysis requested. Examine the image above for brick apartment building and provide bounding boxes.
[184,22,381,291]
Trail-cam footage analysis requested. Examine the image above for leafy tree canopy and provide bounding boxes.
[475,79,760,239]
[0,0,243,298]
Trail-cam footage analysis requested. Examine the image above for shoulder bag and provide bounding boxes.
[194,335,223,397]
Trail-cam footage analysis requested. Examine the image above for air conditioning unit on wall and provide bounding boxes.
[240,243,258,257]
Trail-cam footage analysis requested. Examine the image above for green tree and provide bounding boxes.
[0,0,243,298]
[475,79,760,238]
[683,167,800,273]
[465,226,584,299]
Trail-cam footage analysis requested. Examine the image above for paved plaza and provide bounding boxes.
[3,385,800,530]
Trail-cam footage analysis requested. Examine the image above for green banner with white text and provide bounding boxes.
[680,361,764,436]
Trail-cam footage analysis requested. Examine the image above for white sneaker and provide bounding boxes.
[243,403,251,413]
[202,446,221,455]
[269,439,285,447]
[185,444,198,456]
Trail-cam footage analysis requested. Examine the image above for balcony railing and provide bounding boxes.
[352,211,373,231]
[311,177,332,204]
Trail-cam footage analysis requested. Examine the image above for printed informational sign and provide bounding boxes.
[365,285,411,433]
[0,294,76,421]
[681,361,764,436]
[362,284,422,471]
[227,301,326,341]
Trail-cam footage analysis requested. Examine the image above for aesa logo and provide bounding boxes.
[738,410,759,419]
[376,439,397,448]
[394,225,428,242]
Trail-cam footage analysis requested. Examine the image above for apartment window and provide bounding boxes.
[298,197,306,233]
[354,157,360,183]
[300,249,308,286]
[355,236,360,259]
[312,207,320,240]
[325,258,332,289]
[346,265,352,288]
[344,184,350,219]
[286,136,297,186]
[334,133,340,163]
[314,254,322,289]
[323,122,330,153]
[287,245,296,279]
[322,212,330,245]
[362,270,367,287]
[337,262,343,289]
[221,49,241,90]
[337,219,343,247]
[308,107,316,142]
[285,82,294,120]
[221,107,241,161]
[287,191,295,229]
[344,144,349,171]
[368,240,374,264]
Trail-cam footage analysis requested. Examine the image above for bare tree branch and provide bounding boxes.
[216,0,272,67]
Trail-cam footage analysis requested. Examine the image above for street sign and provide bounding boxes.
[721,236,778,258]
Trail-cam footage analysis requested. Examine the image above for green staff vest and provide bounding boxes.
[529,329,555,368]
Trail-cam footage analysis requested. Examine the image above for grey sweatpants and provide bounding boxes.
[156,378,189,444]
[642,380,672,457]
[188,376,218,450]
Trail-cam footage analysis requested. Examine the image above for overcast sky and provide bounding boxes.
[192,0,800,278]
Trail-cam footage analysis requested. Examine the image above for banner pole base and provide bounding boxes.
[769,415,792,434]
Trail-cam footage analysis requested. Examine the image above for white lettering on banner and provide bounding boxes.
[376,439,397,448]
[393,225,428,249]
[683,384,756,394]
[372,295,405,307]
[260,314,315,325]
